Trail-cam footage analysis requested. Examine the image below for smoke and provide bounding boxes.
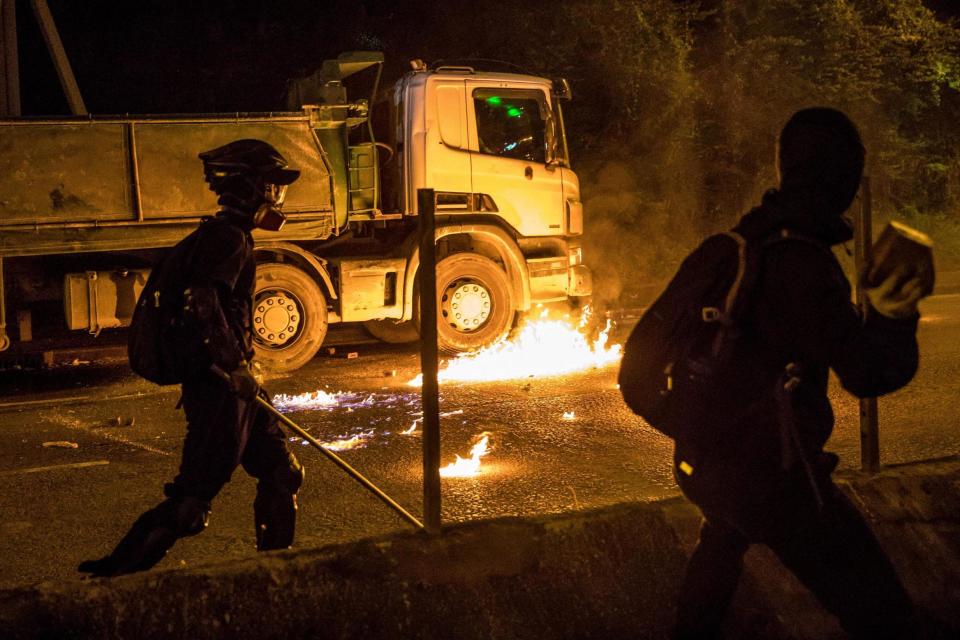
[579,154,709,310]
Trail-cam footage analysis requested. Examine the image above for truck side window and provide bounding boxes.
[473,89,547,163]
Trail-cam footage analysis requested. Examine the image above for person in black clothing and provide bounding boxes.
[79,139,304,577]
[670,108,929,639]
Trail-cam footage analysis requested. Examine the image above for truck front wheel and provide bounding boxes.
[434,253,514,355]
[252,263,328,373]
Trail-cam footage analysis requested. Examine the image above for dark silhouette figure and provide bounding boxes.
[670,108,928,639]
[79,139,303,577]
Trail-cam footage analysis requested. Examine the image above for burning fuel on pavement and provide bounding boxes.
[439,433,492,478]
[408,308,622,387]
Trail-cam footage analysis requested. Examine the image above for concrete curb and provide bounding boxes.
[1,458,958,639]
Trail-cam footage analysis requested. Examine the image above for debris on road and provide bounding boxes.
[562,411,576,421]
[41,441,78,449]
[95,416,136,428]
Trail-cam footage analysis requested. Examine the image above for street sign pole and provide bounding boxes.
[417,188,442,533]
[854,176,880,473]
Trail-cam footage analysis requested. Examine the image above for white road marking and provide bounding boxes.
[0,395,90,409]
[0,460,109,476]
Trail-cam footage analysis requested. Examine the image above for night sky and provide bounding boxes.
[16,1,958,117]
[18,1,390,115]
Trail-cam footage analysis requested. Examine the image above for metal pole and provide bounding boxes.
[30,0,86,115]
[417,188,442,534]
[209,366,425,531]
[0,0,20,116]
[853,176,880,473]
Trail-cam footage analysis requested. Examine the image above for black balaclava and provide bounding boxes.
[775,107,865,242]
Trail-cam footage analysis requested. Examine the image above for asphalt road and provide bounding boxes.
[1,294,959,589]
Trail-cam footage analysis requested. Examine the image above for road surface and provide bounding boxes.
[0,294,958,589]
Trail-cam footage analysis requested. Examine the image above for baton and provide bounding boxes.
[211,365,425,531]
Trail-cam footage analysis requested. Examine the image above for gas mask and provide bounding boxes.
[252,183,288,231]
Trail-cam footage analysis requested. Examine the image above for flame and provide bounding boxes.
[321,430,374,451]
[439,433,491,478]
[408,308,621,386]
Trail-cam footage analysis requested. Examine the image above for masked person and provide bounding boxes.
[670,109,928,639]
[79,139,304,577]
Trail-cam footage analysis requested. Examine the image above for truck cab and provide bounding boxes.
[328,56,591,354]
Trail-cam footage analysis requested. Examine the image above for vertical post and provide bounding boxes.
[0,0,20,116]
[30,0,86,115]
[0,257,9,351]
[853,176,880,473]
[418,188,441,533]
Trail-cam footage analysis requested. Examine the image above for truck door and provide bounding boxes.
[465,84,563,236]
[423,78,472,196]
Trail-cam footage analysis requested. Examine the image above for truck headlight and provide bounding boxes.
[568,246,582,266]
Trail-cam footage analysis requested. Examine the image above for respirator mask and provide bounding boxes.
[252,183,288,232]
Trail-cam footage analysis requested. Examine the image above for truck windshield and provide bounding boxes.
[472,88,549,163]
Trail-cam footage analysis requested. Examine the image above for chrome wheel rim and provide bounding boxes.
[253,290,303,348]
[441,279,492,332]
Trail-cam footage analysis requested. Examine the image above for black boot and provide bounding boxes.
[78,497,210,577]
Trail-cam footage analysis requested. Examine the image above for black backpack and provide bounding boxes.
[128,224,207,385]
[618,230,798,450]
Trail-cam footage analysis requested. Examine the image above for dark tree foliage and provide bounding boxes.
[28,0,960,295]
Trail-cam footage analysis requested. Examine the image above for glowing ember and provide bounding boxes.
[562,411,576,421]
[439,433,491,478]
[408,308,621,386]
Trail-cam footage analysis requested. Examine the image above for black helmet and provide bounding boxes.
[198,139,300,193]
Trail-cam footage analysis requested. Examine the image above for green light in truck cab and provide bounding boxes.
[486,96,502,105]
[506,107,522,117]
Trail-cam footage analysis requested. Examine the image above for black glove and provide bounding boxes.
[229,365,259,400]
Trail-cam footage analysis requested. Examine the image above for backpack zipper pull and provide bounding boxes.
[153,290,161,308]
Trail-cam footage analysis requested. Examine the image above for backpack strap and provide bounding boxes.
[721,231,748,319]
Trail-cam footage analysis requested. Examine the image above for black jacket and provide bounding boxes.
[175,211,256,374]
[721,189,919,464]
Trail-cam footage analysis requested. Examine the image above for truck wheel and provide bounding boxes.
[434,253,514,354]
[252,263,327,373]
[363,319,420,344]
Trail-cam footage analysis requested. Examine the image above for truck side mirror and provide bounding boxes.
[552,78,572,101]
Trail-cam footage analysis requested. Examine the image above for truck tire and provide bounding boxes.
[363,318,420,344]
[252,263,327,373]
[434,253,514,355]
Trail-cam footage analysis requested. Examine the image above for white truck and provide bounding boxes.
[0,52,591,372]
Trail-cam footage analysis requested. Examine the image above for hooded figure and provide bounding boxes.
[670,109,930,639]
[79,139,305,577]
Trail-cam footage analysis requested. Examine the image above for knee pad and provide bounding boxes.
[254,454,303,551]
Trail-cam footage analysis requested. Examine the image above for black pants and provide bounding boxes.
[168,373,292,502]
[673,453,915,640]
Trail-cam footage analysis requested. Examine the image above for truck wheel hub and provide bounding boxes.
[442,280,491,332]
[254,291,302,348]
